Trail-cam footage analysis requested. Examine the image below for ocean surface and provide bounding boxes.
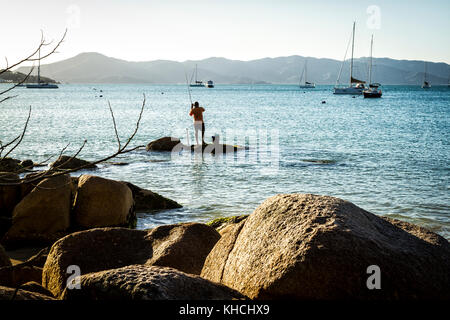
[1,84,449,239]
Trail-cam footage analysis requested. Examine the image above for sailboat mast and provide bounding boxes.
[305,60,307,84]
[368,34,373,85]
[424,62,427,83]
[350,21,355,86]
[38,49,41,84]
[195,64,198,83]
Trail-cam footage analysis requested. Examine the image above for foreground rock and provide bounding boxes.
[20,281,54,298]
[0,158,22,172]
[73,175,134,228]
[2,174,72,247]
[0,245,11,267]
[0,172,21,219]
[201,194,450,300]
[50,155,97,170]
[146,137,182,152]
[0,285,56,300]
[0,264,43,288]
[43,223,220,298]
[61,265,245,300]
[121,181,182,212]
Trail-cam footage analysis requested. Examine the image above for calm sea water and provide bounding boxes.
[1,84,449,239]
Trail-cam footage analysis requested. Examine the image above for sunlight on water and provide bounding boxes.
[1,84,449,239]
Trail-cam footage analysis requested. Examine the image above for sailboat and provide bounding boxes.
[363,35,382,98]
[422,62,431,88]
[26,49,58,89]
[189,64,204,87]
[299,59,315,88]
[334,22,366,95]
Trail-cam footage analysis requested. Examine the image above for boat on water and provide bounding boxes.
[189,64,204,87]
[422,62,431,89]
[205,80,214,88]
[334,22,366,95]
[26,49,58,89]
[299,59,315,88]
[363,35,382,99]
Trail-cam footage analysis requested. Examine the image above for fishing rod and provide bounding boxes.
[184,68,193,146]
[184,69,193,106]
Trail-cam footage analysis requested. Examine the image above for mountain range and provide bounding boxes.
[16,52,450,85]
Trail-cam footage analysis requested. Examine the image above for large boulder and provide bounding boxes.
[50,155,97,170]
[146,137,182,152]
[0,172,21,219]
[0,244,11,267]
[2,174,72,247]
[43,223,220,298]
[0,285,55,300]
[61,265,246,300]
[201,194,450,300]
[121,181,182,212]
[72,175,134,228]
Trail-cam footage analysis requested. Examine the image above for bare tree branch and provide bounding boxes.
[0,97,147,186]
[0,29,66,76]
[0,66,35,99]
[1,105,31,161]
[108,100,121,151]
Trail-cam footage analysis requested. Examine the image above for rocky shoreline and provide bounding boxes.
[1,189,449,300]
[0,149,449,300]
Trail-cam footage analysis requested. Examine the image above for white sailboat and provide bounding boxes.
[422,62,431,88]
[334,22,366,95]
[189,64,204,87]
[363,35,382,98]
[299,59,315,88]
[26,49,58,89]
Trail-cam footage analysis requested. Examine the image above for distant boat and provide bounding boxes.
[26,49,58,89]
[363,35,382,99]
[299,59,315,88]
[422,62,431,89]
[334,22,366,95]
[205,80,214,88]
[189,64,204,87]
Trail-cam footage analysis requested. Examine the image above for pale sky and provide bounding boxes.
[1,0,449,66]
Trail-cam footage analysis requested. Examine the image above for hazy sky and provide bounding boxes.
[1,0,449,66]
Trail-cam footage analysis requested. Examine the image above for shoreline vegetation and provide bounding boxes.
[1,141,449,301]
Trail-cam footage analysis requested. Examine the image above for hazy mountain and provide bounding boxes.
[17,52,450,85]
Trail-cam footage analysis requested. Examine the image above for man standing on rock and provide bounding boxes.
[189,101,205,145]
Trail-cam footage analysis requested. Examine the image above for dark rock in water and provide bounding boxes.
[0,158,22,172]
[0,172,21,219]
[146,137,245,154]
[191,143,245,154]
[146,137,182,152]
[0,285,56,300]
[0,244,11,267]
[43,223,220,298]
[61,264,246,300]
[19,159,33,169]
[50,155,97,170]
[201,193,450,300]
[121,181,182,212]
